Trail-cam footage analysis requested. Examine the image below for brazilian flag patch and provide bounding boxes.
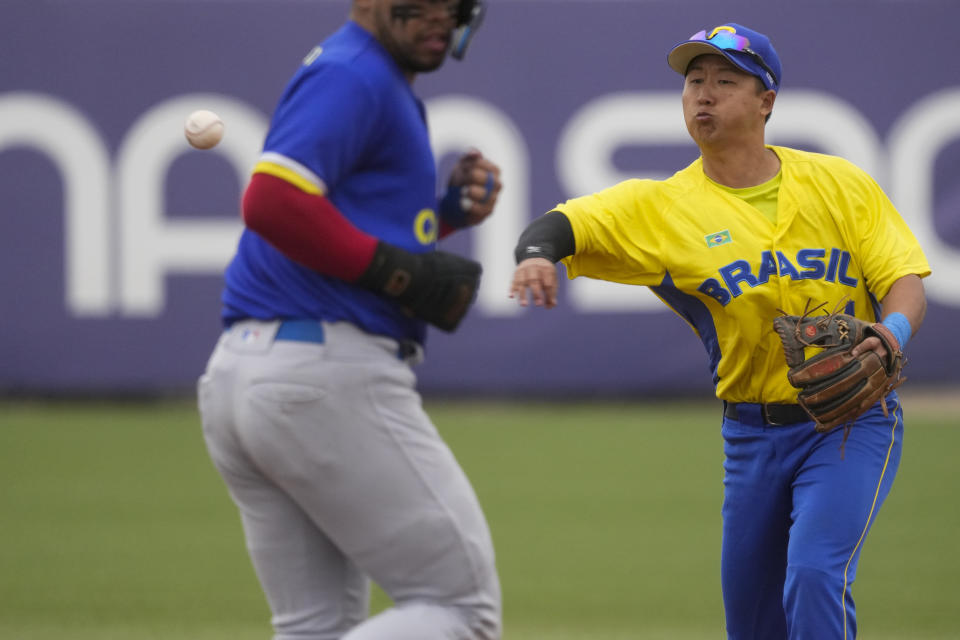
[705,229,732,248]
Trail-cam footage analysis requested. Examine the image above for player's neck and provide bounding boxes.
[701,144,780,189]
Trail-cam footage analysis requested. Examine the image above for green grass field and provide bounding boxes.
[1,394,957,639]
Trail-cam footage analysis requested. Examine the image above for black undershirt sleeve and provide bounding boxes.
[513,210,576,264]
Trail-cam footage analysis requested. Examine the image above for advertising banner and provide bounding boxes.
[2,0,958,395]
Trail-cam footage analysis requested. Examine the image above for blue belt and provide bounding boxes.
[274,319,325,343]
[273,319,419,360]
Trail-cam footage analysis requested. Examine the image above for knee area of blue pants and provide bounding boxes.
[785,564,854,638]
[784,564,848,618]
[785,563,840,594]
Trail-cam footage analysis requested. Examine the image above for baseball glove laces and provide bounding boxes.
[773,298,906,452]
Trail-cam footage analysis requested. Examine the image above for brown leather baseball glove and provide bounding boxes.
[773,300,905,433]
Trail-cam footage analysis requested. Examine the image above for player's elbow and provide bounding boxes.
[240,173,275,236]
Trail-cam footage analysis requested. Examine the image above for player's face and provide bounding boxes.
[372,0,459,77]
[681,55,775,149]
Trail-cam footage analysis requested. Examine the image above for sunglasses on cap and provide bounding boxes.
[689,28,779,87]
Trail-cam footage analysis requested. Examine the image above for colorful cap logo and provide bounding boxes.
[668,23,781,92]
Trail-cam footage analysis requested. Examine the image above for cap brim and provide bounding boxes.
[667,41,755,79]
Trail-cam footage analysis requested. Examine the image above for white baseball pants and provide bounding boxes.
[198,320,501,640]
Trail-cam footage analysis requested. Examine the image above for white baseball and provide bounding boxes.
[184,109,224,149]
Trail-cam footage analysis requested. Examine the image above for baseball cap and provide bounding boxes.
[668,23,781,92]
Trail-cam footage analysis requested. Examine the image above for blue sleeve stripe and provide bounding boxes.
[650,271,723,382]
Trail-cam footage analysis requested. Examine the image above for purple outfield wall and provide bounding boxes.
[1,0,958,396]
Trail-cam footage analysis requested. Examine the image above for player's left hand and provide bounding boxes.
[447,150,502,226]
[850,334,890,360]
[773,307,905,433]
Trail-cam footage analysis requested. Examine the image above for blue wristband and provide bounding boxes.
[480,171,494,203]
[882,312,912,349]
[439,184,469,228]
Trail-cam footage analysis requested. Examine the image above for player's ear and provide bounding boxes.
[351,0,376,29]
[760,89,776,120]
[352,0,375,16]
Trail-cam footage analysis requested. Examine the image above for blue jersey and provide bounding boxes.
[221,21,440,343]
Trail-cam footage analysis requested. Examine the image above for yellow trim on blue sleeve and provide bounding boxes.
[253,161,324,195]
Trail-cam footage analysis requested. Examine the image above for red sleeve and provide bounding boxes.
[241,173,378,281]
[439,220,456,239]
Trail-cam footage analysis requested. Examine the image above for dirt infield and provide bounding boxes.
[898,385,960,416]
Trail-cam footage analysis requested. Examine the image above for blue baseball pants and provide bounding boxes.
[720,395,903,639]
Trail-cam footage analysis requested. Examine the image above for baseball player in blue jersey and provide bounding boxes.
[509,23,930,640]
[197,1,501,638]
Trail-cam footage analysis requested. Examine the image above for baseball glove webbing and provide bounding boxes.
[773,298,905,453]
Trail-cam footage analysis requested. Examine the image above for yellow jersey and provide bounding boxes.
[558,146,931,403]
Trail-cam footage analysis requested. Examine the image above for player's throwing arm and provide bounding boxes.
[509,210,575,308]
[509,258,559,308]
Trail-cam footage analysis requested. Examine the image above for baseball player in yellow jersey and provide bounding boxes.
[509,23,930,640]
